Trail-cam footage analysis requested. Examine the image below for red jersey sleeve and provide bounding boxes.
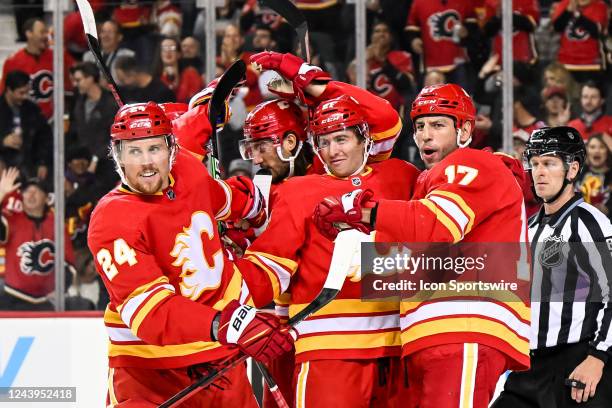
[176,67,204,103]
[316,81,403,161]
[235,184,301,307]
[374,149,518,243]
[88,204,218,346]
[406,0,421,30]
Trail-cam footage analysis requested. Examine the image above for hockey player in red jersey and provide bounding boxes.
[87,102,292,407]
[237,54,406,405]
[313,83,531,408]
[235,94,420,407]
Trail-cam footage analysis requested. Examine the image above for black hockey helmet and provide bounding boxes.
[523,126,586,171]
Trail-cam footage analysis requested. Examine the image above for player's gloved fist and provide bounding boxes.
[225,176,267,228]
[250,51,331,105]
[313,189,375,240]
[250,51,303,80]
[217,301,293,364]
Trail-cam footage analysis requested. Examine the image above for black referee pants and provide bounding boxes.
[491,342,612,408]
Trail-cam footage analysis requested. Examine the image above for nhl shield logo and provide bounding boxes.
[351,177,362,187]
[539,235,566,268]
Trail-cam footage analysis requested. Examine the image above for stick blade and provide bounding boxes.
[259,0,306,29]
[324,229,368,291]
[75,0,98,39]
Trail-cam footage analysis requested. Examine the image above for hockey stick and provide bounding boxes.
[208,59,246,179]
[259,0,310,63]
[158,229,355,408]
[75,0,124,107]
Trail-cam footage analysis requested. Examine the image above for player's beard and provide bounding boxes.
[128,164,164,194]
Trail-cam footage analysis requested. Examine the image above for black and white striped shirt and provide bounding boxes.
[529,194,612,363]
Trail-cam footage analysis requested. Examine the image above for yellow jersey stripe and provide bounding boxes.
[428,190,476,234]
[117,276,169,314]
[131,289,174,334]
[401,317,529,356]
[295,331,400,354]
[108,340,221,358]
[419,198,462,243]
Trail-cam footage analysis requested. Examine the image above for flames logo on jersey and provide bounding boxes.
[171,212,224,301]
[17,239,55,275]
[29,69,53,102]
[566,20,590,41]
[428,10,461,41]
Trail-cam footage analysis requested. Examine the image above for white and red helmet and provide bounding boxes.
[310,95,369,139]
[243,99,307,144]
[310,95,372,176]
[410,83,476,147]
[239,99,307,177]
[110,102,178,186]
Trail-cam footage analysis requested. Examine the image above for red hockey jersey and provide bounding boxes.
[485,0,539,66]
[88,150,254,369]
[374,148,531,370]
[1,209,74,302]
[367,51,414,111]
[568,114,612,140]
[1,48,75,119]
[237,159,420,362]
[406,0,477,71]
[552,0,609,71]
[0,191,23,277]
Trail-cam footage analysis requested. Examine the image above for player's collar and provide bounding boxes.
[327,165,373,181]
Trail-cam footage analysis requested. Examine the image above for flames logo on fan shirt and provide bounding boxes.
[29,69,53,102]
[566,20,590,41]
[428,10,461,41]
[17,239,55,275]
[171,212,224,300]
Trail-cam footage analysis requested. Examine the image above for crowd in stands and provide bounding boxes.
[0,0,610,311]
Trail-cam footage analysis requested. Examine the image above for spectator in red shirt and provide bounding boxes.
[217,24,262,111]
[366,20,415,112]
[405,0,481,92]
[156,37,203,103]
[568,81,612,140]
[1,17,75,119]
[482,0,540,69]
[552,0,609,83]
[0,174,75,311]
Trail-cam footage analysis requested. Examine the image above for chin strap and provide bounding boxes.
[543,177,572,204]
[276,141,304,179]
[456,128,472,148]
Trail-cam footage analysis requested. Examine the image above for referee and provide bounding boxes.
[492,127,612,408]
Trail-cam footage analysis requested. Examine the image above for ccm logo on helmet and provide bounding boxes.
[130,120,153,129]
[416,100,436,105]
[321,113,343,124]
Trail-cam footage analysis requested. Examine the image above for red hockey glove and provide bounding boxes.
[225,176,267,228]
[250,51,303,80]
[250,51,331,105]
[217,301,293,364]
[313,189,375,241]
